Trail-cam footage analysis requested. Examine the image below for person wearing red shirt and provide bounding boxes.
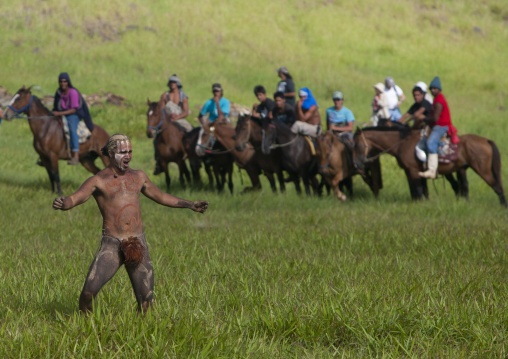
[418,76,453,178]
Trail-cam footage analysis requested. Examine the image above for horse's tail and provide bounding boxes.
[488,139,506,207]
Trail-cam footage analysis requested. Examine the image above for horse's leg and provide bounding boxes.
[46,154,62,195]
[161,161,171,191]
[421,178,429,199]
[302,175,311,196]
[404,169,421,201]
[444,174,460,198]
[227,163,234,194]
[177,160,190,189]
[190,157,203,186]
[182,159,191,186]
[339,177,353,198]
[310,176,320,196]
[293,176,302,195]
[264,171,277,193]
[276,170,286,193]
[332,173,347,201]
[457,168,469,200]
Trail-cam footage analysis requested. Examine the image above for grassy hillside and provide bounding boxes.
[1,0,508,133]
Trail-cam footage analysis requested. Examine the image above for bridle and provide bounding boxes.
[7,94,55,120]
[146,102,166,134]
[8,94,34,118]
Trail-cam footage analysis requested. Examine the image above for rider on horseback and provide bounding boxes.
[418,76,455,179]
[52,72,94,165]
[326,91,355,150]
[292,87,322,138]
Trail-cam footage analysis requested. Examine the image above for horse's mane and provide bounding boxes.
[360,125,414,139]
[32,95,54,115]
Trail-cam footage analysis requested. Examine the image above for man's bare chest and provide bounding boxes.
[102,174,143,196]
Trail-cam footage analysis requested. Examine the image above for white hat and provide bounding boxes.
[415,81,428,93]
[373,83,385,92]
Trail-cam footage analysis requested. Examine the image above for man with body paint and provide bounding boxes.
[53,133,209,314]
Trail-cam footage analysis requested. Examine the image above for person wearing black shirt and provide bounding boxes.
[270,91,295,126]
[252,85,276,121]
[399,86,433,126]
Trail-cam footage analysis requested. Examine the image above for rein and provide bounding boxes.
[263,124,300,149]
[8,95,56,120]
[359,130,404,163]
[197,129,234,155]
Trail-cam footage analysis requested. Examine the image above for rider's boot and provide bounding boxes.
[67,151,80,165]
[419,153,438,178]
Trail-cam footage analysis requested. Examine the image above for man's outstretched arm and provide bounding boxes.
[141,172,208,213]
[52,176,98,210]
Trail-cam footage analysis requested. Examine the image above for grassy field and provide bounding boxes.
[1,0,508,357]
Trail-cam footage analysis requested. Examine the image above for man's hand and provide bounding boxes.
[191,200,209,214]
[53,197,65,210]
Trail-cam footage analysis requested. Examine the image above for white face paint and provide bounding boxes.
[113,140,132,172]
[8,94,19,106]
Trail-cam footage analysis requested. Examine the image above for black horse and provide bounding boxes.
[234,114,286,193]
[261,119,319,195]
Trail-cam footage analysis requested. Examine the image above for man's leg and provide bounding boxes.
[124,235,154,314]
[79,236,123,313]
[67,114,80,165]
[290,122,321,138]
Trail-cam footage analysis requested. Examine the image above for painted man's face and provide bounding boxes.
[113,140,132,172]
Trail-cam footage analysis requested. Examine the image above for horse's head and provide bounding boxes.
[261,119,277,155]
[352,127,368,173]
[146,98,163,138]
[234,112,252,151]
[317,131,335,175]
[5,86,33,121]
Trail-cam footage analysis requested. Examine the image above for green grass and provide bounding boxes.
[1,0,508,357]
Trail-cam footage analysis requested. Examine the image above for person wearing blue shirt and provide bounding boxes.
[326,91,355,133]
[198,83,230,125]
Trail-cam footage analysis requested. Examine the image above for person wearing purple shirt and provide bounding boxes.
[52,72,82,165]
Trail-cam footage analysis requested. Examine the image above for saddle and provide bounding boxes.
[62,116,92,145]
[415,135,458,164]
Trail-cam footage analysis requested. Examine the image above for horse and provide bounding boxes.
[353,126,506,206]
[234,114,286,193]
[261,119,319,195]
[317,131,383,201]
[145,98,193,190]
[4,86,110,194]
[198,121,235,194]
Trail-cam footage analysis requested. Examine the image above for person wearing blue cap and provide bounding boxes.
[326,91,355,133]
[52,72,94,165]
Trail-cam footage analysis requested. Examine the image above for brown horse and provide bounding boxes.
[234,114,286,193]
[198,121,235,194]
[353,126,506,206]
[317,131,383,201]
[146,99,192,190]
[4,86,110,194]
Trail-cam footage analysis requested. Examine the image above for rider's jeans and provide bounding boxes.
[67,114,80,152]
[418,125,448,154]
